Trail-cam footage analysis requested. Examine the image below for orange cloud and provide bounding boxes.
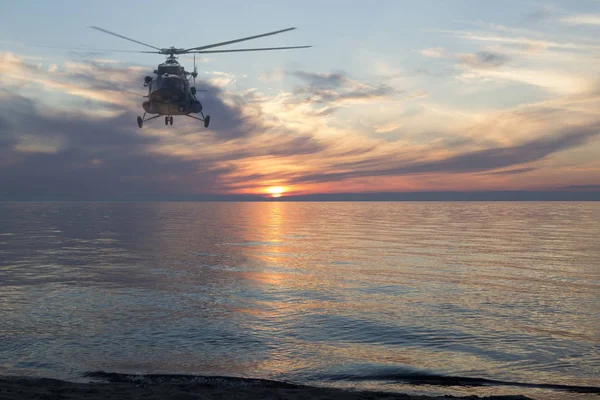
[1,49,599,199]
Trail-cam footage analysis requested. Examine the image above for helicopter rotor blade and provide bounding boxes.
[193,54,196,86]
[189,45,311,54]
[89,26,162,51]
[183,27,297,52]
[35,45,158,53]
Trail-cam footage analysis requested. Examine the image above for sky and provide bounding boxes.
[1,0,599,200]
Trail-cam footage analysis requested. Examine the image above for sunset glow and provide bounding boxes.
[267,186,286,198]
[0,1,599,201]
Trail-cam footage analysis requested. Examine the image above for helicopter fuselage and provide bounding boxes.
[142,60,203,116]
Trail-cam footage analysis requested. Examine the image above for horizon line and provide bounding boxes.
[1,189,599,202]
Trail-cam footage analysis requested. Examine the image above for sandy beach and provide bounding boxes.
[0,375,534,400]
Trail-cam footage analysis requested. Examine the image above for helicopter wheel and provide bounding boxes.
[169,116,173,125]
[204,115,210,128]
[137,116,143,129]
[165,116,169,126]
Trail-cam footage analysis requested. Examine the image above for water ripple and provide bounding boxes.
[0,202,598,400]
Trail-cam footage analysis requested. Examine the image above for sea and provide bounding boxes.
[0,202,598,399]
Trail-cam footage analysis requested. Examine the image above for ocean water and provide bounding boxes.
[0,202,598,399]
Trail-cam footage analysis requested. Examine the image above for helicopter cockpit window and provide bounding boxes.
[163,77,182,90]
[159,65,181,75]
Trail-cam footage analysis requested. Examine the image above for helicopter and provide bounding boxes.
[89,26,311,128]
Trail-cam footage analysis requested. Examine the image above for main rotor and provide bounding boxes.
[162,47,187,57]
[88,26,311,58]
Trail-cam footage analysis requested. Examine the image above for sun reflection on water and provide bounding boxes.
[0,202,599,399]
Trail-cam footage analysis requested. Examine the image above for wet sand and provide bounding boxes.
[0,376,532,400]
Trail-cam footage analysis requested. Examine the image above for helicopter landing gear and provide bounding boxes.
[184,112,211,128]
[200,109,210,128]
[136,112,161,128]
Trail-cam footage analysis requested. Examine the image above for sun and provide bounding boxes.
[267,186,286,198]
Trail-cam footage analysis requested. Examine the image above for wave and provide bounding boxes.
[326,372,600,394]
[83,371,303,388]
[83,371,600,394]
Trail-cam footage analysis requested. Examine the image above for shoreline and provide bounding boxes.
[0,374,535,400]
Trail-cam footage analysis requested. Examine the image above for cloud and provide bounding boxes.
[442,30,600,52]
[1,47,599,199]
[0,54,142,108]
[438,19,600,96]
[459,67,591,94]
[287,125,599,184]
[0,87,332,199]
[374,123,403,134]
[483,167,537,175]
[206,71,237,88]
[258,68,285,83]
[0,97,219,200]
[458,51,510,69]
[0,54,334,199]
[291,71,347,88]
[289,70,398,108]
[561,14,600,26]
[421,47,445,58]
[561,184,600,191]
[526,6,554,23]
